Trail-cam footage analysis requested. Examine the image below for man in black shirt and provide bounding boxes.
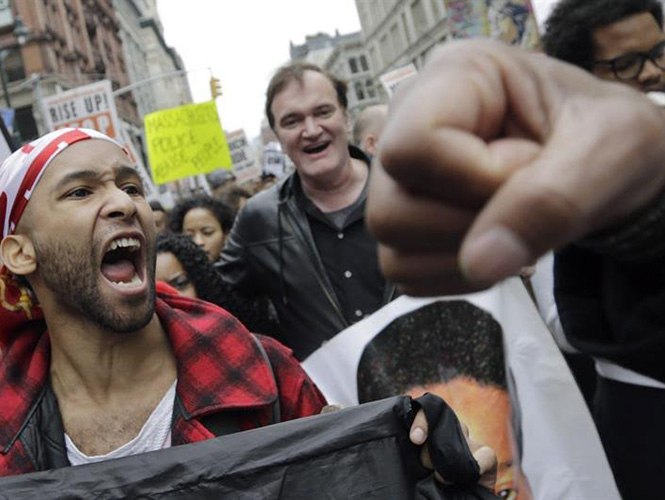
[217,63,395,360]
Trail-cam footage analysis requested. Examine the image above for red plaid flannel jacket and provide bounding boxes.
[0,291,326,477]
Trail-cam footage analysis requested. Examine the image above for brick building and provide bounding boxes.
[0,0,138,142]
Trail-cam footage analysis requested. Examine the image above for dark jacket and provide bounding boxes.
[217,146,396,360]
[554,191,665,382]
[0,291,326,477]
[555,245,665,382]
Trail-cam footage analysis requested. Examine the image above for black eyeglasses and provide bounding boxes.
[592,40,665,80]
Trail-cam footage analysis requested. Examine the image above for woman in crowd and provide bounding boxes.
[169,195,235,261]
[156,232,282,338]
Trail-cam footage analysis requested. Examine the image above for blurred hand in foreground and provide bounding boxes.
[367,40,665,295]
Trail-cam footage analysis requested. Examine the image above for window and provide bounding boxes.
[390,23,402,56]
[369,46,380,73]
[379,33,392,65]
[411,0,429,37]
[359,55,369,72]
[355,81,365,101]
[1,48,26,83]
[401,12,412,44]
[16,105,39,142]
[349,57,359,74]
[432,0,444,21]
[366,79,376,99]
[358,3,373,34]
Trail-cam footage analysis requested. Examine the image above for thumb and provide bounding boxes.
[459,165,583,287]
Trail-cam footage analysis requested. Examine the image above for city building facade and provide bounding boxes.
[138,0,191,112]
[290,29,381,122]
[113,0,155,121]
[0,0,191,141]
[3,0,140,141]
[323,31,381,122]
[355,0,449,100]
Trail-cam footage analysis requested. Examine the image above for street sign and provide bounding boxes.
[226,129,261,184]
[42,80,121,139]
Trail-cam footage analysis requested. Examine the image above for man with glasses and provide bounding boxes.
[544,0,665,93]
[540,2,665,497]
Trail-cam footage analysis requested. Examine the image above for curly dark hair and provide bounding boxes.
[543,0,663,71]
[156,232,282,337]
[168,195,235,234]
[357,300,507,404]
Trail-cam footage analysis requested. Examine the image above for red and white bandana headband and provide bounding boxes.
[0,128,123,333]
[0,128,121,239]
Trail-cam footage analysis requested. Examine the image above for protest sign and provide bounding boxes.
[262,141,286,178]
[226,129,261,184]
[445,0,540,49]
[445,0,490,39]
[302,279,621,500]
[379,63,418,98]
[42,80,121,139]
[144,101,232,185]
[486,0,540,48]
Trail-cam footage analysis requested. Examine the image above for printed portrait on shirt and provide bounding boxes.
[357,300,531,500]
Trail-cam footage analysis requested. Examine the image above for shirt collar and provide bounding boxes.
[293,145,370,228]
[155,293,278,418]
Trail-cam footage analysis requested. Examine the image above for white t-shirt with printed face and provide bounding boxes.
[65,380,177,466]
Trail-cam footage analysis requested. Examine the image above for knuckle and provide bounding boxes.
[379,128,430,179]
[508,170,583,250]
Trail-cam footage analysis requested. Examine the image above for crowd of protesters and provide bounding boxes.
[2,0,665,497]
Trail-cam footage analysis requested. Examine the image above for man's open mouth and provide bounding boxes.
[100,236,145,289]
[302,141,331,155]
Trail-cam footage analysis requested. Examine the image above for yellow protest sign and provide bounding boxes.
[144,101,233,185]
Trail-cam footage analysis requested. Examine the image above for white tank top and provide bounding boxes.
[65,380,177,466]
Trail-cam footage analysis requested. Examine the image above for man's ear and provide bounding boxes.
[364,134,378,156]
[1,235,37,276]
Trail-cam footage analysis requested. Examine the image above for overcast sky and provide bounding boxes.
[158,0,558,141]
[157,0,362,140]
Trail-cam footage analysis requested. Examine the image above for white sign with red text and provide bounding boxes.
[43,80,121,139]
[379,63,418,97]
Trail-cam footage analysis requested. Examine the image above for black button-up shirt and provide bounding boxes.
[294,146,386,326]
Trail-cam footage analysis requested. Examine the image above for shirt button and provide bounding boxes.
[344,270,352,278]
[355,309,363,317]
[337,232,344,239]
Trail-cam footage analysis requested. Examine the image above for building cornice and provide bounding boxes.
[138,16,183,70]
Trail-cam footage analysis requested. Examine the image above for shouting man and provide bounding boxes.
[0,128,325,475]
[0,128,495,490]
